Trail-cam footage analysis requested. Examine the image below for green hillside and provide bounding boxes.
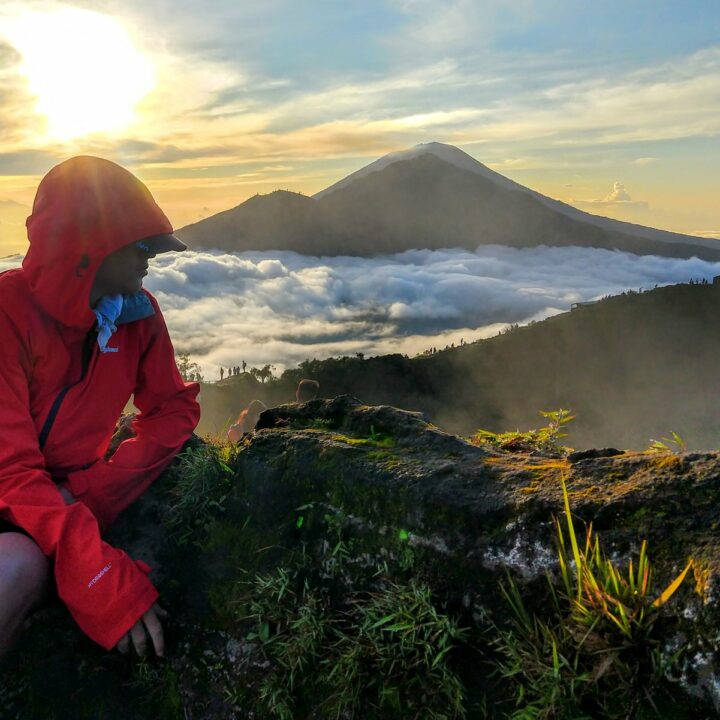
[198,280,720,451]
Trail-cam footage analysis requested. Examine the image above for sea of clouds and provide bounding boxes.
[2,245,718,379]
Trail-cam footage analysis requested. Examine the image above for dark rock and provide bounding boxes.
[3,396,720,719]
[568,447,625,462]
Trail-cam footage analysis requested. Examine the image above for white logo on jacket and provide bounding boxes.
[87,562,113,588]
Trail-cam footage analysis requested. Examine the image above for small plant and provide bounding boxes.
[555,478,692,642]
[130,658,183,720]
[322,581,467,719]
[307,417,336,430]
[340,424,395,448]
[235,508,468,719]
[647,431,687,454]
[163,445,234,546]
[368,423,382,442]
[245,572,328,720]
[495,477,693,719]
[244,569,466,720]
[472,409,575,455]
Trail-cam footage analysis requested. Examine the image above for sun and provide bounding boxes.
[5,8,155,140]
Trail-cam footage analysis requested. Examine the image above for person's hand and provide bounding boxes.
[116,603,167,657]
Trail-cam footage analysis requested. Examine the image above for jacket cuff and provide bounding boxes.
[86,576,159,650]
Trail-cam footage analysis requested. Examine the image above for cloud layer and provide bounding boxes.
[144,246,720,379]
[2,245,719,380]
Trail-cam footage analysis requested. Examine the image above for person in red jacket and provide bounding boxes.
[0,156,200,661]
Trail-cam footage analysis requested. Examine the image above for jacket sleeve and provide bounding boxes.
[65,296,200,529]
[0,312,158,650]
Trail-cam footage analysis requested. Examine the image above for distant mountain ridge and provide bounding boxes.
[177,143,720,260]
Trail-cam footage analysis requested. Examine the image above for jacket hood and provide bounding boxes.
[23,156,173,329]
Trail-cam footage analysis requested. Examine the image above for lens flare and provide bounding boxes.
[5,8,154,140]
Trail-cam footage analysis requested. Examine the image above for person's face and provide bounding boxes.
[90,242,156,303]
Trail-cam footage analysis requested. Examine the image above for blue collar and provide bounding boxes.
[117,292,155,325]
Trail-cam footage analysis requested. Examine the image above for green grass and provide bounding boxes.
[494,476,694,719]
[227,505,468,720]
[240,567,467,719]
[162,444,236,547]
[646,431,687,455]
[471,409,575,456]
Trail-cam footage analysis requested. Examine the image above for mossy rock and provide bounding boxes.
[3,396,720,718]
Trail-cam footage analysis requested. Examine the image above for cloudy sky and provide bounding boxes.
[0,1,719,255]
[2,246,716,380]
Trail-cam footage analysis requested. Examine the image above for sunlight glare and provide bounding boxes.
[6,8,154,140]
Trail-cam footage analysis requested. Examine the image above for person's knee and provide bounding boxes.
[0,534,50,609]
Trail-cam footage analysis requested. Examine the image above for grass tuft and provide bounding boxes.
[163,444,236,547]
[471,409,575,456]
[494,476,693,719]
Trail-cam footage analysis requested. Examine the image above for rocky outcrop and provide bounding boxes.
[3,395,720,719]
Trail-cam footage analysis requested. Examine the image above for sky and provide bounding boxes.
[2,245,716,380]
[0,0,719,255]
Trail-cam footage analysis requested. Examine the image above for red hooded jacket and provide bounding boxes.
[0,157,200,650]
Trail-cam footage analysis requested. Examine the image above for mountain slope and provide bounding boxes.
[174,190,333,255]
[176,143,720,260]
[317,142,717,251]
[198,281,720,450]
[316,154,717,257]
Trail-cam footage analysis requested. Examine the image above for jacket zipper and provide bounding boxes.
[38,330,98,450]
